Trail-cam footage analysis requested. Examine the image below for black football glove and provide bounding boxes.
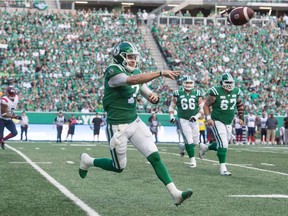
[189,116,197,122]
[15,116,22,120]
[170,116,176,124]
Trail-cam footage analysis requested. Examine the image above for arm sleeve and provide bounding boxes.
[108,73,129,87]
[140,84,153,99]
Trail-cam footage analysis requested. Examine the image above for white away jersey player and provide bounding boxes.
[0,95,19,120]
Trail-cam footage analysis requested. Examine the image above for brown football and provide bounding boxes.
[228,7,254,26]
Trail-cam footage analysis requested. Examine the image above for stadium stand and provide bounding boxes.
[0,3,287,116]
[152,18,287,116]
[0,8,166,112]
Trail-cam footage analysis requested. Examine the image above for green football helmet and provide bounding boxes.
[112,41,140,72]
[182,76,194,91]
[220,73,235,91]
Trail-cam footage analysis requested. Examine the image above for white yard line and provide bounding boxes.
[10,161,52,164]
[159,149,288,176]
[6,145,100,216]
[228,194,288,198]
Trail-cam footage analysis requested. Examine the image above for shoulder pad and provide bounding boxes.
[105,64,126,78]
[208,87,219,96]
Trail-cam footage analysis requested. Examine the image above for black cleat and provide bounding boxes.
[1,140,5,150]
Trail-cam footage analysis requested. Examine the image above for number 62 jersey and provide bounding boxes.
[209,86,242,125]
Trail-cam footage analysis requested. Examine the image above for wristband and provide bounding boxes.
[159,71,163,77]
[206,115,211,121]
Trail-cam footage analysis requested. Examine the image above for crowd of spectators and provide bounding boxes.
[0,8,161,113]
[153,22,288,116]
[0,8,287,116]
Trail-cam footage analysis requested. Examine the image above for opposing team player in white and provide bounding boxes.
[169,76,204,168]
[0,86,21,149]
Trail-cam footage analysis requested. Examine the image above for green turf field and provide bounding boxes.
[1,141,288,216]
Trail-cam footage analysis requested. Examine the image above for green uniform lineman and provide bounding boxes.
[169,76,204,168]
[200,73,244,176]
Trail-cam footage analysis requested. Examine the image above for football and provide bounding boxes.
[228,7,254,26]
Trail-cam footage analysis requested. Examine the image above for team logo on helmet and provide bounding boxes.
[113,45,120,57]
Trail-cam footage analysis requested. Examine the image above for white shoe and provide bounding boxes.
[79,153,94,179]
[199,143,208,159]
[190,157,196,168]
[220,170,232,176]
[252,142,255,145]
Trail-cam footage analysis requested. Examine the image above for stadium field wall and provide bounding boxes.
[9,112,284,142]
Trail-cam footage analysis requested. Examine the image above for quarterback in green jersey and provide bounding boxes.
[169,76,204,168]
[78,41,192,206]
[200,73,244,176]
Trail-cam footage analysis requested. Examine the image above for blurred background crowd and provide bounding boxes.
[0,6,287,116]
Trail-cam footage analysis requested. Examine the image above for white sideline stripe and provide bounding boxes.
[229,194,288,198]
[6,145,100,216]
[260,163,274,166]
[71,143,288,176]
[10,161,52,164]
[159,151,288,176]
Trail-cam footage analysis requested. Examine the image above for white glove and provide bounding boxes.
[170,114,176,124]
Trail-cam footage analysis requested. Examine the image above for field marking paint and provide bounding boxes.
[6,145,100,216]
[228,194,288,198]
[260,163,274,166]
[10,161,52,164]
[159,150,288,177]
[73,143,288,177]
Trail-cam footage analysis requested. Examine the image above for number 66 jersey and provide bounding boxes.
[208,86,242,125]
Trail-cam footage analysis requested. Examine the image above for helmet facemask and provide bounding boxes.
[220,73,235,92]
[183,81,194,91]
[7,87,16,100]
[182,76,194,91]
[121,52,140,72]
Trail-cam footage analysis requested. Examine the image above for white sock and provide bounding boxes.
[220,163,227,172]
[190,157,196,164]
[166,182,181,197]
[85,155,95,167]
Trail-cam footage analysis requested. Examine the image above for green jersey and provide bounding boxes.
[173,88,202,120]
[209,86,242,125]
[103,64,141,124]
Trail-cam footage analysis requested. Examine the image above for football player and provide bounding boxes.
[169,76,204,168]
[0,86,21,150]
[200,73,244,176]
[78,41,192,205]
